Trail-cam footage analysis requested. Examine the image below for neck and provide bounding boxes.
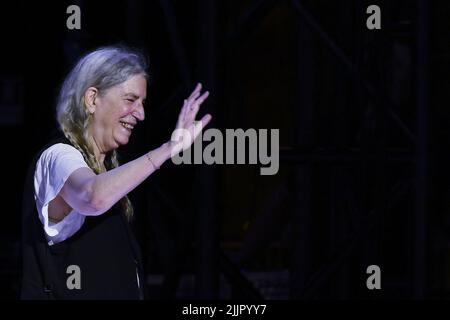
[92,138,106,164]
[88,129,106,164]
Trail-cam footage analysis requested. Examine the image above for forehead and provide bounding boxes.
[115,74,147,97]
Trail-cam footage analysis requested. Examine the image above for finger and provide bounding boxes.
[183,84,202,117]
[191,114,212,140]
[195,91,209,106]
[182,99,188,120]
[187,83,202,101]
[181,84,202,113]
[176,99,189,126]
[200,113,212,128]
[190,91,209,114]
[187,90,201,107]
[187,86,203,106]
[186,91,209,121]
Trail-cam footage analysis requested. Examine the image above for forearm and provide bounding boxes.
[86,142,173,215]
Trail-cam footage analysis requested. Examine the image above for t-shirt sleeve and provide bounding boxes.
[34,143,90,244]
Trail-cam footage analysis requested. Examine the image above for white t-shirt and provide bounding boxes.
[34,143,90,245]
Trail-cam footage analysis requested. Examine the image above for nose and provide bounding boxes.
[133,101,145,121]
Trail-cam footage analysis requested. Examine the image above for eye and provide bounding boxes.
[126,98,135,103]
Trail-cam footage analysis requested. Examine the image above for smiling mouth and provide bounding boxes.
[119,121,134,130]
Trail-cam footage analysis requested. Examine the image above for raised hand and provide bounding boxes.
[170,83,212,156]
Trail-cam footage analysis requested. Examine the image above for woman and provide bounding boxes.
[21,46,211,299]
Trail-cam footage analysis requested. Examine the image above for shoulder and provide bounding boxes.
[39,143,84,161]
[35,142,89,179]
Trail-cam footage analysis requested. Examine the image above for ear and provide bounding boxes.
[84,87,98,114]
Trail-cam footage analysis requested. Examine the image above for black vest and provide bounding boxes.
[21,135,146,299]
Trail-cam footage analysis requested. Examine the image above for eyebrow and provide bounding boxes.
[123,93,140,99]
[124,92,146,101]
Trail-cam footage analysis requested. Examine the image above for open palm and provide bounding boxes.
[170,83,212,156]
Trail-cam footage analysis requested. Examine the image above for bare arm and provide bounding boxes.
[57,83,211,217]
[60,142,172,216]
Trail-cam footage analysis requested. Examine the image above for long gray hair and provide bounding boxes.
[56,46,148,220]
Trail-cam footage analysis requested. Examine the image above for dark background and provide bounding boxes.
[0,0,447,300]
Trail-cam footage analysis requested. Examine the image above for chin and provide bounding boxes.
[115,127,132,147]
[116,134,131,146]
[115,138,129,147]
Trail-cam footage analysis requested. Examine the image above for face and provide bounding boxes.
[87,74,147,154]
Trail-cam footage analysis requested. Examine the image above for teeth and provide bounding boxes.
[120,122,134,130]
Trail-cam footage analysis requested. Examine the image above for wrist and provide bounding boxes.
[161,141,175,162]
[145,151,160,170]
[145,143,172,170]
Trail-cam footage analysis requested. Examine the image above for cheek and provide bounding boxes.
[118,104,134,118]
[106,106,131,124]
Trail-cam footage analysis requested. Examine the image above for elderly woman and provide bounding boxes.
[21,46,211,299]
